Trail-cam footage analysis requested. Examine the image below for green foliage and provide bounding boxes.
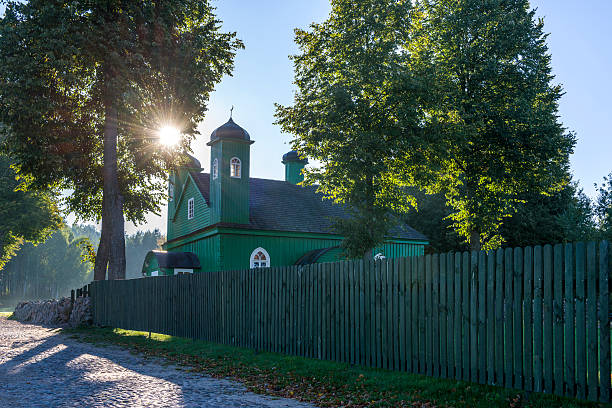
[0,0,243,223]
[275,0,425,258]
[0,225,93,300]
[408,0,575,250]
[0,154,62,269]
[595,172,612,241]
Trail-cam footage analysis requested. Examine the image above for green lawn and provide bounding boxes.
[64,326,608,408]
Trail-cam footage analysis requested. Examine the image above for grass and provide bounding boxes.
[64,326,609,408]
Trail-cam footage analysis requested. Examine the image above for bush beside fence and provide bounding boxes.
[91,241,611,403]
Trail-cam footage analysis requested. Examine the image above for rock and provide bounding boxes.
[13,298,73,325]
[68,297,92,328]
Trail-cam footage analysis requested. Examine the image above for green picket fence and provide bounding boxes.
[91,241,611,402]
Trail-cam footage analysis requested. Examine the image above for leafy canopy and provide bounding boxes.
[0,0,243,224]
[275,0,426,258]
[407,0,575,250]
[0,154,62,270]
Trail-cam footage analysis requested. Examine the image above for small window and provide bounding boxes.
[168,183,174,201]
[250,247,270,268]
[212,158,218,179]
[187,197,194,219]
[230,157,241,178]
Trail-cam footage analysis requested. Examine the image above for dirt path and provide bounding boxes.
[0,317,315,408]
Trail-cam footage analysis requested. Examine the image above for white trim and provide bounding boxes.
[187,197,194,219]
[151,270,159,277]
[174,268,193,275]
[212,158,218,179]
[230,157,241,178]
[250,247,270,268]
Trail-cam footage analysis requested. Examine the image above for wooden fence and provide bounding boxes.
[91,241,611,402]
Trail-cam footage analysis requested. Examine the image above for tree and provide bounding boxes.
[408,0,575,251]
[595,172,612,241]
[275,0,426,258]
[0,154,62,270]
[0,225,93,300]
[0,0,242,279]
[125,229,163,279]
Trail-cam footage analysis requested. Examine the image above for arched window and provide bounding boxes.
[230,157,241,178]
[168,182,174,201]
[250,247,270,268]
[212,158,218,179]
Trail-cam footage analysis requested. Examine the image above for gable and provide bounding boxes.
[168,173,212,241]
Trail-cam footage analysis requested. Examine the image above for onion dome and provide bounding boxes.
[180,153,201,170]
[281,150,308,164]
[210,117,250,143]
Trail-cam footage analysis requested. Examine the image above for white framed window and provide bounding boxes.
[151,270,159,277]
[187,197,194,219]
[250,247,270,268]
[174,268,193,275]
[212,158,218,179]
[230,157,241,178]
[168,183,174,201]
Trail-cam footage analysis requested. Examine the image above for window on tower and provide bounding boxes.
[187,197,194,220]
[230,157,241,178]
[212,158,218,179]
[250,247,270,268]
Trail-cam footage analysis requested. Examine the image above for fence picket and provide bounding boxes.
[586,242,598,401]
[599,241,610,402]
[564,243,575,397]
[543,245,554,394]
[576,242,587,399]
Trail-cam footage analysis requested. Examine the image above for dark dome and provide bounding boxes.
[282,150,308,164]
[210,117,250,142]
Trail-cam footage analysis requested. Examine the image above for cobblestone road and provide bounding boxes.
[0,317,315,408]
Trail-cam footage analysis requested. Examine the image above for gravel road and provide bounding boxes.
[0,317,315,408]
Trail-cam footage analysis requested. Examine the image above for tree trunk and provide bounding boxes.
[93,212,110,281]
[470,229,481,252]
[100,99,126,280]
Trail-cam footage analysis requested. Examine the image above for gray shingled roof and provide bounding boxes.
[190,172,427,241]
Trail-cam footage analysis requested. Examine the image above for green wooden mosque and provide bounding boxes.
[142,117,428,277]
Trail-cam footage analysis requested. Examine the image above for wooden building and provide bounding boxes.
[142,117,427,276]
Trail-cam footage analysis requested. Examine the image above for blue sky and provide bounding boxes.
[1,1,610,234]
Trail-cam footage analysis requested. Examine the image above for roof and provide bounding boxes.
[282,150,308,164]
[148,250,201,269]
[190,172,427,241]
[209,117,250,143]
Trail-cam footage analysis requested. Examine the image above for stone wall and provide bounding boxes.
[12,297,92,327]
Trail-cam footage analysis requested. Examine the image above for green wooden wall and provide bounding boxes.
[210,140,251,224]
[168,175,211,241]
[165,234,221,273]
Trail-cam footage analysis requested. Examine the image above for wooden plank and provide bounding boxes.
[411,256,418,372]
[486,250,496,385]
[586,242,598,401]
[439,253,447,378]
[478,250,487,384]
[514,247,524,390]
[553,244,564,396]
[462,251,470,381]
[504,248,514,388]
[340,262,347,363]
[425,254,433,375]
[376,260,383,368]
[359,260,366,366]
[599,241,611,402]
[543,244,554,394]
[454,252,462,379]
[564,243,575,397]
[533,246,544,392]
[399,258,407,371]
[393,258,401,371]
[381,260,389,369]
[432,254,440,377]
[575,242,586,399]
[447,253,455,379]
[523,246,534,392]
[368,259,375,367]
[470,251,478,383]
[419,255,427,373]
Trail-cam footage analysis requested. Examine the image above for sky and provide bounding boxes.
[1,1,611,235]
